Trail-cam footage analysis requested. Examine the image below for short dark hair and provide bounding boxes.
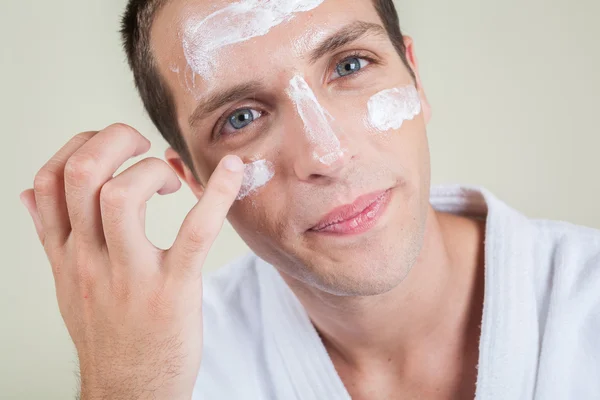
[120,0,414,179]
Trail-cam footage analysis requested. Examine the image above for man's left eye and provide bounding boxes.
[331,57,370,80]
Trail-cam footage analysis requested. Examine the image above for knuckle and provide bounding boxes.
[99,180,129,209]
[33,169,58,195]
[186,225,210,247]
[180,228,212,259]
[73,131,97,142]
[64,153,98,184]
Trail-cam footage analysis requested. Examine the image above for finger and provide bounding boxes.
[20,189,44,243]
[63,123,151,247]
[100,157,181,264]
[167,155,244,278]
[33,131,96,251]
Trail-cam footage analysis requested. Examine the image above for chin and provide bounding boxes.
[304,235,424,297]
[314,216,427,297]
[318,267,410,297]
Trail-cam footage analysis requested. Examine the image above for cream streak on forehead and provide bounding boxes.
[287,75,344,165]
[367,85,421,132]
[182,0,325,79]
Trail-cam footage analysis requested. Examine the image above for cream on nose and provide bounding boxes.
[286,75,345,165]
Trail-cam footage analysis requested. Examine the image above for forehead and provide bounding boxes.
[152,0,379,50]
[151,0,382,87]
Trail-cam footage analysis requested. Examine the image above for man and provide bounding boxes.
[19,0,600,399]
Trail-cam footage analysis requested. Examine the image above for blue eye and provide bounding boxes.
[334,56,369,78]
[227,108,261,130]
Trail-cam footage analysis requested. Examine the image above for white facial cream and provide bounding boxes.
[287,75,344,165]
[367,85,421,132]
[237,159,275,200]
[183,0,325,79]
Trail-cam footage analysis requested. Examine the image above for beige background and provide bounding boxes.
[3,0,599,398]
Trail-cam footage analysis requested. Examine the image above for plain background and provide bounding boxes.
[3,0,599,398]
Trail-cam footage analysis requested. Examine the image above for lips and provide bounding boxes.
[310,189,391,234]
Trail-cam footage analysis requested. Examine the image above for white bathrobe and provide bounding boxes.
[193,186,600,399]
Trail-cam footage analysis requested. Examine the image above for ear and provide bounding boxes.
[403,36,432,124]
[165,147,205,199]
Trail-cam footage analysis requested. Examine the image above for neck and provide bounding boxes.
[280,206,486,379]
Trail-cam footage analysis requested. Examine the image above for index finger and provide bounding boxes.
[167,155,244,278]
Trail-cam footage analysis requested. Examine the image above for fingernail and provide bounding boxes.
[19,192,26,207]
[223,155,244,172]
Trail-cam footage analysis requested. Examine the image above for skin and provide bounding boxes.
[20,0,486,399]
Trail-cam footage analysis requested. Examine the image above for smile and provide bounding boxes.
[309,189,392,235]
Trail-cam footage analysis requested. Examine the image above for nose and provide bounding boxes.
[283,76,357,181]
[292,143,355,181]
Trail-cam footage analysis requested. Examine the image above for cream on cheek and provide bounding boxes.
[237,160,275,201]
[367,85,421,132]
[287,75,344,165]
[182,0,325,81]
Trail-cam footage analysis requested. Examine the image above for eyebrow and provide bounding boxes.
[188,21,386,128]
[188,81,264,128]
[308,21,386,64]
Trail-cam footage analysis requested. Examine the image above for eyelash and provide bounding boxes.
[213,51,377,141]
[327,51,377,82]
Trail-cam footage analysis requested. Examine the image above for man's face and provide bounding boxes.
[152,0,432,296]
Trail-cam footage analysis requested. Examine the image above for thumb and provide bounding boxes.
[168,155,245,278]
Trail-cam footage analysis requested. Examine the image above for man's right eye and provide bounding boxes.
[214,107,264,141]
[226,108,262,131]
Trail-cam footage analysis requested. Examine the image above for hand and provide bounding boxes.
[20,123,244,400]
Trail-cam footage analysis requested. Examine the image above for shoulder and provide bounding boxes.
[526,220,600,396]
[481,186,600,333]
[480,186,600,283]
[530,219,600,287]
[527,218,600,343]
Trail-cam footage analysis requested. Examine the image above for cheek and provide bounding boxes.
[324,84,422,142]
[366,85,422,133]
[361,85,428,174]
[237,159,276,200]
[228,186,291,261]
